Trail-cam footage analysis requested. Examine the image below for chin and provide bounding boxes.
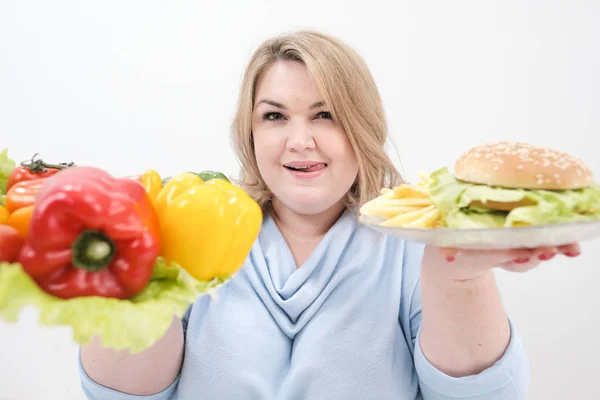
[288,202,335,216]
[277,190,346,216]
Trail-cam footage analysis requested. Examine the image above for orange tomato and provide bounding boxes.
[0,205,9,224]
[5,179,44,213]
[7,205,35,237]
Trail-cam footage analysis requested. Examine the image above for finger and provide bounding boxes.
[493,243,581,273]
[440,248,535,265]
[439,247,458,262]
[532,246,558,261]
[506,248,537,264]
[501,257,543,273]
[558,243,581,257]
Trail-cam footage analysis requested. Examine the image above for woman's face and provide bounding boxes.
[251,60,359,216]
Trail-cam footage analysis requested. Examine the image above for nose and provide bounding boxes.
[285,121,316,152]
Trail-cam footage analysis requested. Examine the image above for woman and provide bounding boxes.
[79,30,579,400]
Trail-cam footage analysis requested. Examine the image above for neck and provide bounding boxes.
[270,199,346,241]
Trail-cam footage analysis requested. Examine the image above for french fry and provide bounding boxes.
[380,205,436,227]
[373,198,432,207]
[360,171,443,229]
[402,207,441,228]
[361,198,432,215]
[362,205,424,219]
[362,195,419,209]
[392,184,430,198]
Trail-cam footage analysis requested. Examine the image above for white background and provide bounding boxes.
[1,1,599,399]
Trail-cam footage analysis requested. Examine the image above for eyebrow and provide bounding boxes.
[255,99,326,110]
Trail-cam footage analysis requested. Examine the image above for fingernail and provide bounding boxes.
[446,256,455,262]
[514,258,530,264]
[538,252,556,260]
[565,251,580,257]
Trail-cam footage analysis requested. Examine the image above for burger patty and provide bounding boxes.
[468,198,538,212]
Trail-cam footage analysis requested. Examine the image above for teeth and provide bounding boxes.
[287,165,312,170]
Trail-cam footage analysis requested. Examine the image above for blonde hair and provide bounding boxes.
[231,30,404,211]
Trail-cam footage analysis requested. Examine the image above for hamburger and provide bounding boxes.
[428,142,600,228]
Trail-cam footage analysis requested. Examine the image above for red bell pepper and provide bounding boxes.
[17,166,161,300]
[6,153,74,191]
[0,225,24,263]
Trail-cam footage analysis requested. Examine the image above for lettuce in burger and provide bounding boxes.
[428,142,600,228]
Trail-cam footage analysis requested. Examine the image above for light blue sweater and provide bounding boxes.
[79,209,529,399]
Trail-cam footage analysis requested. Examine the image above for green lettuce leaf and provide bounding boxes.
[428,167,472,215]
[442,210,507,228]
[429,167,600,228]
[0,148,17,202]
[0,258,229,353]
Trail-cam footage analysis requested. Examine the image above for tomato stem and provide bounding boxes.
[72,230,116,272]
[20,153,75,173]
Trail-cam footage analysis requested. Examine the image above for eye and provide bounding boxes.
[315,111,333,120]
[262,112,285,121]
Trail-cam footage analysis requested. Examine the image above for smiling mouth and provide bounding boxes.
[284,163,327,172]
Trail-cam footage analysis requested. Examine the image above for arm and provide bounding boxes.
[80,316,184,397]
[419,262,510,377]
[400,242,530,399]
[79,303,194,399]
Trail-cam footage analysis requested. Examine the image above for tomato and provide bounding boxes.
[0,205,8,225]
[5,179,45,213]
[6,205,34,238]
[6,154,75,191]
[0,225,24,263]
[6,166,60,191]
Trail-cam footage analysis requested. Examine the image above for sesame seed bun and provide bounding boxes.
[454,142,593,190]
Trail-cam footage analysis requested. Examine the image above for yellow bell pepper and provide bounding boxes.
[155,172,263,281]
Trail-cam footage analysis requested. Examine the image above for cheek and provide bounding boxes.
[253,130,284,172]
[324,131,359,173]
[338,149,359,184]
